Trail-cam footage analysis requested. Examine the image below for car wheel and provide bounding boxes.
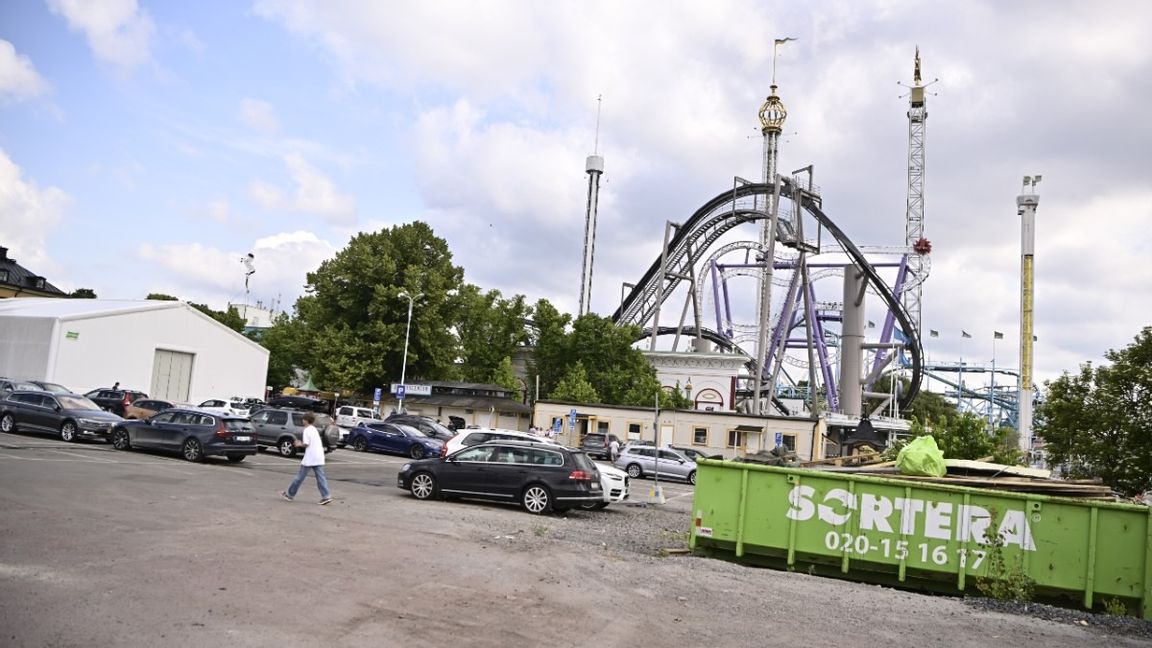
[521,484,552,515]
[410,472,437,500]
[277,438,297,457]
[0,413,14,433]
[625,463,643,479]
[409,444,425,459]
[182,438,205,462]
[60,421,78,442]
[688,470,696,486]
[112,428,131,450]
[226,454,246,463]
[352,436,368,452]
[591,501,609,510]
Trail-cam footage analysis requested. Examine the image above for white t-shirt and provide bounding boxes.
[301,424,325,467]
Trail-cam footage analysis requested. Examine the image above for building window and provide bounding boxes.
[694,388,725,411]
[693,427,708,445]
[627,422,642,439]
[0,269,8,283]
[597,421,609,434]
[781,434,796,451]
[727,430,747,449]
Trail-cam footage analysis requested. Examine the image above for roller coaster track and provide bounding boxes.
[611,179,923,411]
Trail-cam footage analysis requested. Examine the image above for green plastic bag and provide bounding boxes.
[896,435,946,477]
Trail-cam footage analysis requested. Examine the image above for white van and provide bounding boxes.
[335,405,382,429]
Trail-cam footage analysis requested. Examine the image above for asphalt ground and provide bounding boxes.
[1,430,1146,648]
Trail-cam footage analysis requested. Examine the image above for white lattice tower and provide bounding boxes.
[904,48,929,334]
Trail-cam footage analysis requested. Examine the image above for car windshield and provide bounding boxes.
[36,382,71,393]
[570,452,596,473]
[395,424,427,438]
[58,395,102,411]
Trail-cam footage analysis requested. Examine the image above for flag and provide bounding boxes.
[867,320,876,328]
[929,329,939,338]
[994,331,1004,340]
[775,37,797,45]
[961,330,972,338]
[1033,335,1038,342]
[892,328,910,367]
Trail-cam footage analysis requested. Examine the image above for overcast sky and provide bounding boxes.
[1,0,1149,387]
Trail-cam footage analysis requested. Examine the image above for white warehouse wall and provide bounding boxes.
[46,303,268,402]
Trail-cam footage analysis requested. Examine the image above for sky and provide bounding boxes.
[1,0,1150,388]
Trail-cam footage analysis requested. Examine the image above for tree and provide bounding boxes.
[259,312,310,391]
[1037,327,1152,496]
[454,285,531,383]
[527,298,572,398]
[910,412,1021,464]
[489,356,520,394]
[146,293,178,301]
[69,288,97,298]
[295,222,465,394]
[550,361,599,403]
[190,302,246,333]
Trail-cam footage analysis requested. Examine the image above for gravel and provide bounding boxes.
[965,598,1152,642]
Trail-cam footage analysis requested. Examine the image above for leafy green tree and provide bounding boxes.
[489,356,520,394]
[258,312,310,391]
[1037,327,1152,496]
[550,361,600,403]
[911,412,1021,463]
[295,222,464,393]
[190,302,246,333]
[68,288,97,298]
[146,293,178,300]
[527,298,572,397]
[454,285,531,383]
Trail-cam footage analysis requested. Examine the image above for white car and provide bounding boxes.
[197,398,249,417]
[335,405,382,429]
[583,462,629,509]
[441,427,558,457]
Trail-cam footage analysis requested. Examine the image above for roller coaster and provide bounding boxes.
[610,176,925,421]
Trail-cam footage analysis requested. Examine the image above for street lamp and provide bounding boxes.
[398,290,423,413]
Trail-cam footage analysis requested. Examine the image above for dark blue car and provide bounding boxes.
[347,421,443,459]
[110,408,257,463]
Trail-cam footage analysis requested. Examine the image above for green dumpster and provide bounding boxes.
[690,460,1152,619]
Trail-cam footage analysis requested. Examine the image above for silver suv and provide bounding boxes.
[248,408,337,457]
[613,445,697,485]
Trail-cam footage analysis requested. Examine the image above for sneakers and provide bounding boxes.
[319,497,333,506]
[280,491,293,501]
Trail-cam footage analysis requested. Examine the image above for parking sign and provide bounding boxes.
[775,432,783,447]
[396,385,406,400]
[373,387,382,402]
[568,408,577,430]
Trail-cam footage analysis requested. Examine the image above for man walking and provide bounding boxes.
[609,437,620,462]
[280,412,332,505]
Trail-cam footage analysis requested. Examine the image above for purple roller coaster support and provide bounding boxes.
[709,259,726,338]
[811,281,838,412]
[866,257,909,388]
[764,271,802,377]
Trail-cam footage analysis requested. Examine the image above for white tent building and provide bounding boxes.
[0,299,269,402]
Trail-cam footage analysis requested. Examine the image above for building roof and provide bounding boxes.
[0,246,66,296]
[0,298,184,321]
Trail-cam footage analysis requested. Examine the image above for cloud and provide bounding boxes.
[0,148,70,275]
[0,39,50,101]
[239,98,280,134]
[136,231,338,310]
[205,199,230,223]
[248,152,355,221]
[47,0,155,70]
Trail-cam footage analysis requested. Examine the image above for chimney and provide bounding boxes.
[0,247,7,261]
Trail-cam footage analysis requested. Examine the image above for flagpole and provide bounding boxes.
[990,333,997,430]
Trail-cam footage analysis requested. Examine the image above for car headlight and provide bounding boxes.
[400,463,411,472]
[77,418,107,427]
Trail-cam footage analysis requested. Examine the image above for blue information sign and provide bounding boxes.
[774,432,783,447]
[396,385,406,400]
[568,408,577,430]
[373,387,382,402]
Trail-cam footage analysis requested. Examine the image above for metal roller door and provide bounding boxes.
[151,349,194,401]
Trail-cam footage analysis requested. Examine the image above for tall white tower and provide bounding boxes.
[578,98,605,317]
[1017,175,1041,456]
[903,48,931,334]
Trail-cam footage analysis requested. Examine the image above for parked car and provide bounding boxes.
[446,415,466,431]
[670,445,723,462]
[27,380,72,394]
[441,427,558,457]
[614,445,697,485]
[0,390,123,442]
[247,408,337,457]
[264,395,329,412]
[0,378,40,395]
[346,421,443,459]
[398,440,603,514]
[197,398,249,417]
[123,398,182,420]
[111,408,257,462]
[385,414,455,442]
[582,462,629,509]
[580,432,623,460]
[85,388,148,416]
[335,405,382,429]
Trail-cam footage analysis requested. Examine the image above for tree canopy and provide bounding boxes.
[68,288,96,298]
[1037,327,1152,496]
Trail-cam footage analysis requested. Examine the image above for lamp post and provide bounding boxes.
[398,291,423,413]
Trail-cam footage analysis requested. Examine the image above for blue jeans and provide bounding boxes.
[287,465,330,499]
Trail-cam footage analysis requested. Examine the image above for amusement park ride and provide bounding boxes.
[584,47,1040,451]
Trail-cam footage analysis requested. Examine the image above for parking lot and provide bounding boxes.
[0,431,1144,648]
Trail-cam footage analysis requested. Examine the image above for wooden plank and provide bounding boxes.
[944,459,1051,479]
